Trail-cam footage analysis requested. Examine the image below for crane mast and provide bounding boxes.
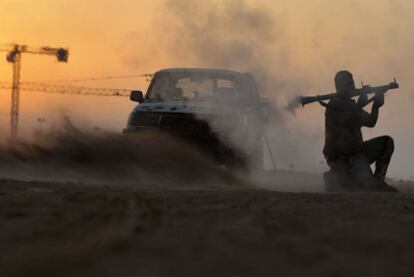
[10,50,21,139]
[0,44,69,139]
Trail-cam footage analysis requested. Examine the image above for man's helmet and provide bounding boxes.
[335,70,356,95]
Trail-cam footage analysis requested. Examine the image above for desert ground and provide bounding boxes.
[1,174,414,277]
[0,131,414,277]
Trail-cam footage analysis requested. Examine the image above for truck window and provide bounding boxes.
[146,73,238,101]
[176,78,214,99]
[217,79,236,89]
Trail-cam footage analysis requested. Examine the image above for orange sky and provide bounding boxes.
[0,0,158,133]
[0,0,413,178]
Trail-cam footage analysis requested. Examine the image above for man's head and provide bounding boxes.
[335,70,356,96]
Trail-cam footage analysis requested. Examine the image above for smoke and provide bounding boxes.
[0,116,242,187]
[121,0,414,178]
[128,0,306,108]
[160,0,282,87]
[128,0,316,171]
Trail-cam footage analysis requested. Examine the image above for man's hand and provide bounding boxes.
[357,91,369,107]
[373,93,385,108]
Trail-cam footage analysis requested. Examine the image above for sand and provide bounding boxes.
[1,178,414,277]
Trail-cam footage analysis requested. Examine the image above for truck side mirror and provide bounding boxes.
[130,91,144,103]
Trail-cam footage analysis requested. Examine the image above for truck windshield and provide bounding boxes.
[146,72,238,101]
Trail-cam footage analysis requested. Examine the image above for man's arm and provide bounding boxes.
[361,93,384,128]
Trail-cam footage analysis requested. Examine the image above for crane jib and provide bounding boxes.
[0,82,131,97]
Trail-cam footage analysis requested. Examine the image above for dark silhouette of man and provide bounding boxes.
[323,70,397,192]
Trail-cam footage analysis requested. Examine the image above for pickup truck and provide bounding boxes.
[124,68,269,171]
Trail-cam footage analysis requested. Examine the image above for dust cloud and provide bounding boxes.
[152,0,297,108]
[0,116,241,187]
[126,0,414,179]
[132,0,314,172]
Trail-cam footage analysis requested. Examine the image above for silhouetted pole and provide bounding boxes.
[7,47,21,139]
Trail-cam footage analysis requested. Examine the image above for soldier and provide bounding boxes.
[323,70,397,192]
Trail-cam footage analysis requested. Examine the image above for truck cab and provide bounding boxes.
[125,68,268,170]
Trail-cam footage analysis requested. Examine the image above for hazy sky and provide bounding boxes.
[0,0,413,178]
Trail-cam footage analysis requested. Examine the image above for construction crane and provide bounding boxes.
[45,73,154,83]
[0,44,69,139]
[0,82,133,97]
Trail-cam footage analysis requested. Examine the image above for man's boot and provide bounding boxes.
[377,181,399,193]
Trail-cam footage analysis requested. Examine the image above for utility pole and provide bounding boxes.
[1,44,69,139]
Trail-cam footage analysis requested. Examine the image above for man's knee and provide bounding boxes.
[383,135,394,155]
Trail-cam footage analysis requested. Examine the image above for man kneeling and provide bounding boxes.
[323,71,397,192]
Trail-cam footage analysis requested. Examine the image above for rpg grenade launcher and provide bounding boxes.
[299,79,399,108]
